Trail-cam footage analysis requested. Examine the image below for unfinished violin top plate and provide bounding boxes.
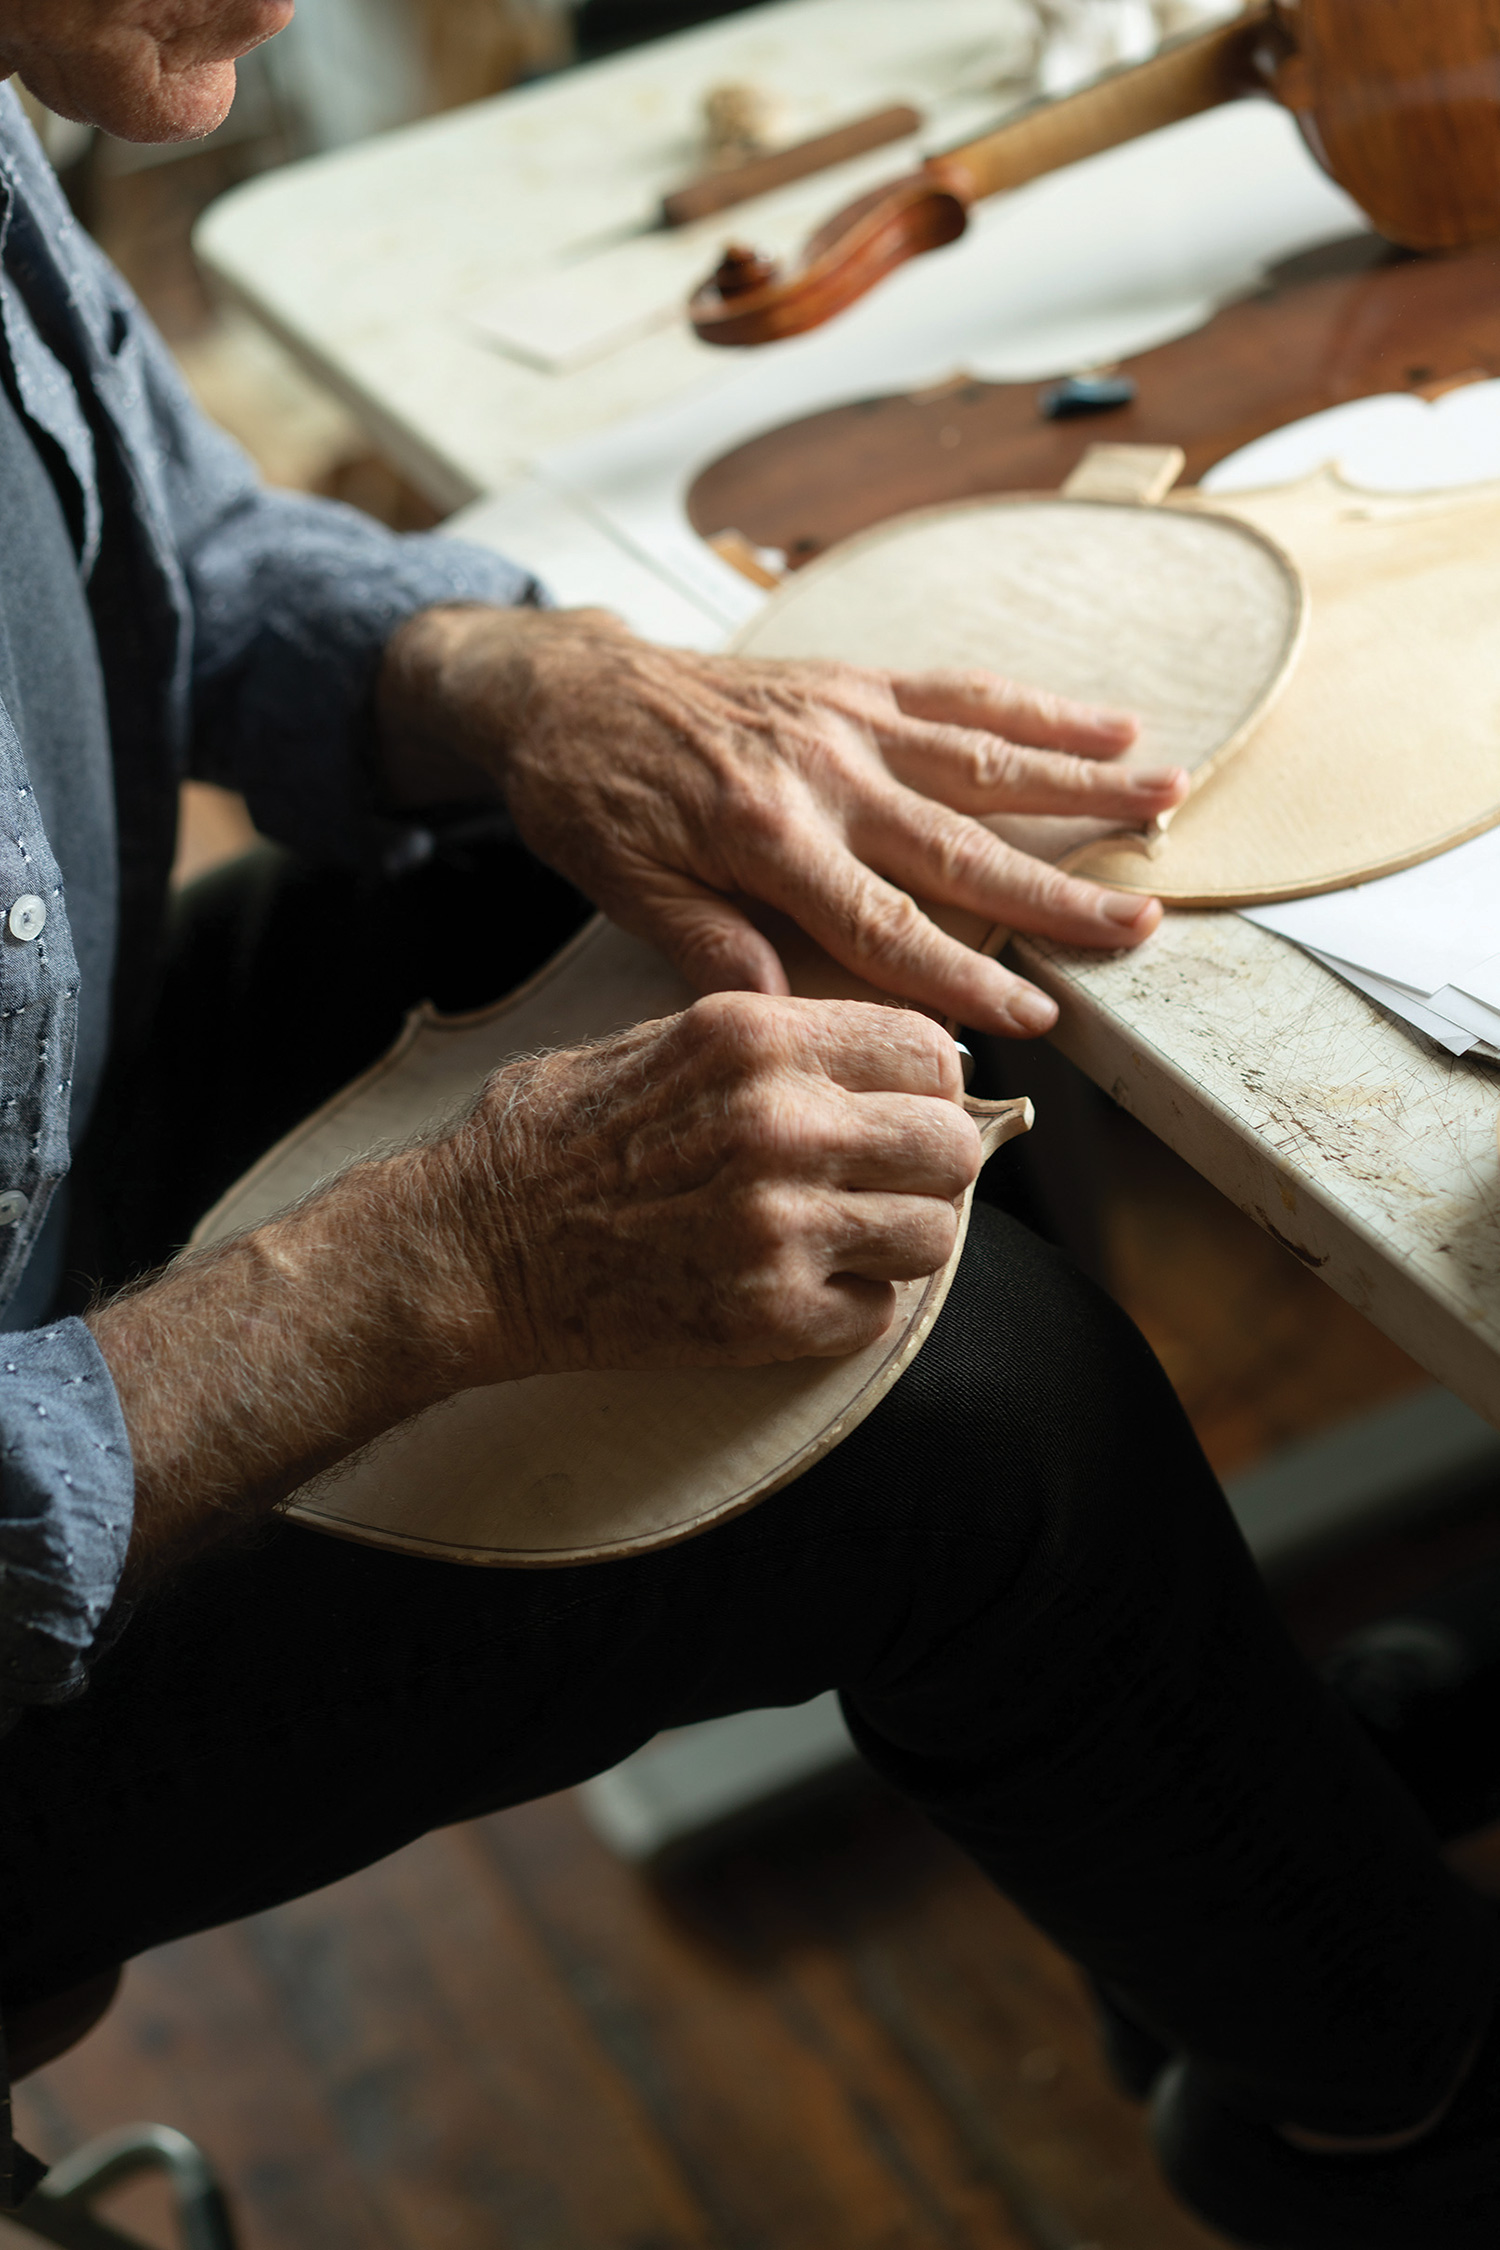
[734,485,1307,882]
[194,916,1030,1567]
[1067,471,1500,902]
[737,465,1500,905]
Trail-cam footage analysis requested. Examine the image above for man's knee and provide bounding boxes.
[847,1203,1189,1499]
[783,1201,1229,1658]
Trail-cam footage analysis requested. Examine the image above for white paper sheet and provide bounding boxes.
[1426,986,1500,1051]
[1450,947,1500,1013]
[1241,827,1500,1001]
[1301,948,1482,1058]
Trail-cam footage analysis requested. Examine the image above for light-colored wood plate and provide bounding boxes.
[735,463,1500,906]
[1067,472,1500,901]
[194,916,1030,1566]
[734,488,1309,883]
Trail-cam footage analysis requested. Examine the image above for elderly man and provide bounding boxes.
[0,6,1494,2245]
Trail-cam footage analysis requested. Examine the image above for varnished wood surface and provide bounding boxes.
[933,13,1270,208]
[5,1793,1225,2250]
[690,13,1274,346]
[688,237,1500,565]
[15,1666,1500,2250]
[691,1,1500,344]
[1278,0,1500,251]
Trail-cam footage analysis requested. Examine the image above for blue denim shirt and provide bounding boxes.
[0,89,542,1728]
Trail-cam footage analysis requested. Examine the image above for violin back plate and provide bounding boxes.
[1068,473,1500,901]
[735,473,1500,905]
[193,916,1030,1566]
[737,495,1303,791]
[736,490,1307,880]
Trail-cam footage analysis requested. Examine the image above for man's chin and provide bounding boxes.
[20,58,240,144]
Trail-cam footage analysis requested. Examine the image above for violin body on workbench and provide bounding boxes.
[691,0,1500,347]
[1279,0,1500,250]
[687,236,1500,569]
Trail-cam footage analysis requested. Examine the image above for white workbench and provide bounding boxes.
[199,0,1044,510]
[198,1,1500,1433]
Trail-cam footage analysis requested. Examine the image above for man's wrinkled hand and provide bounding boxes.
[381,605,1189,1038]
[428,992,980,1378]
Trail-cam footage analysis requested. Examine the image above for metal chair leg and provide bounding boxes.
[8,2123,237,2250]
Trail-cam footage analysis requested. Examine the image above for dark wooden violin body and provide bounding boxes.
[688,237,1500,564]
[691,0,1500,347]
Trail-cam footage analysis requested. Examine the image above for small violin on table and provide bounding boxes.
[690,0,1500,348]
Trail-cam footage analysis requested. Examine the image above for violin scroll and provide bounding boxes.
[689,1,1500,351]
[689,9,1276,349]
[690,172,969,348]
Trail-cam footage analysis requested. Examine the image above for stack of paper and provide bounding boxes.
[1243,827,1500,1063]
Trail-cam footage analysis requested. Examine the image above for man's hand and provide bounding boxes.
[380,606,1189,1039]
[437,992,978,1374]
[91,996,976,1576]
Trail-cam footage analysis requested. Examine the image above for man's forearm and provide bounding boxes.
[88,1144,490,1587]
[376,602,629,810]
[377,602,522,809]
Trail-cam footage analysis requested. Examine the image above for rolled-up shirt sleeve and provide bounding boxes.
[186,486,546,864]
[134,294,545,865]
[0,1317,132,1732]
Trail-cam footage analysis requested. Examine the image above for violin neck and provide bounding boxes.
[928,4,1280,208]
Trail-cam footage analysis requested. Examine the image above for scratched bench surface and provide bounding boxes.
[1021,911,1500,1429]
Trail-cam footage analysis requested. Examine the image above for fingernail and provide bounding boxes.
[1131,765,1186,792]
[1011,989,1057,1032]
[1101,890,1153,925]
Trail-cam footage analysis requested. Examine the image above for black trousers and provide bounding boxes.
[1,837,1492,2139]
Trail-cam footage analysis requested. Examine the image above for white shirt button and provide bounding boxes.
[0,1190,30,1226]
[7,894,46,942]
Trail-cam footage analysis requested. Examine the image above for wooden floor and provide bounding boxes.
[10,1791,1205,2250]
[11,137,1500,2250]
